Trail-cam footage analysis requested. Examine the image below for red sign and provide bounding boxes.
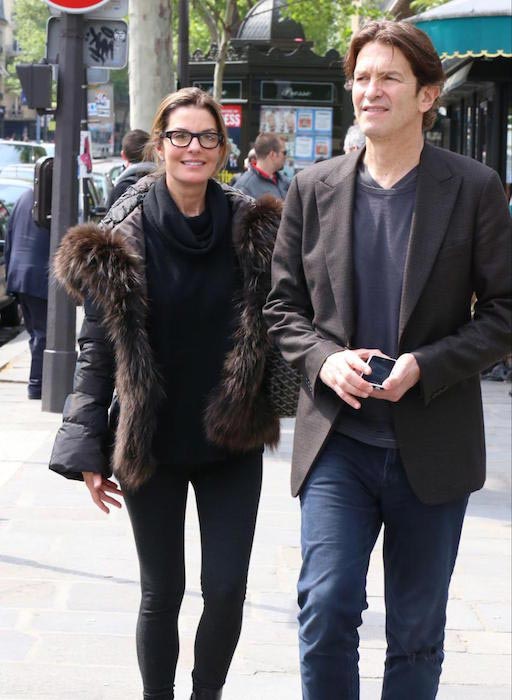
[221,105,242,129]
[45,0,112,13]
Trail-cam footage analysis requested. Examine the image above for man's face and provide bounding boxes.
[352,41,438,143]
[271,143,287,173]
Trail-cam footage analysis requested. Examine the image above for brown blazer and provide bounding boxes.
[264,143,512,504]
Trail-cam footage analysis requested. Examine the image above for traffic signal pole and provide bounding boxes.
[178,0,190,88]
[42,12,84,413]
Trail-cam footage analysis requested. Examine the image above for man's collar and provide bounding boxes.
[252,164,277,184]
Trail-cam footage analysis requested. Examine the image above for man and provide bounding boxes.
[5,189,50,400]
[343,123,366,153]
[229,148,256,187]
[106,128,155,209]
[264,20,511,700]
[234,133,290,200]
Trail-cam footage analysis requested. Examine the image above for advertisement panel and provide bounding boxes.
[221,105,242,174]
[259,105,333,170]
[87,84,114,157]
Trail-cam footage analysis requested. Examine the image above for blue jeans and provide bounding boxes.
[298,433,468,700]
[17,293,47,398]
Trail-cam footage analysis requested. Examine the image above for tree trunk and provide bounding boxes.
[212,0,237,103]
[128,0,175,130]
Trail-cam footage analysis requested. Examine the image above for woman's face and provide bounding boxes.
[157,106,222,191]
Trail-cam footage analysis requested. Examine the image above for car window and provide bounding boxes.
[110,164,124,182]
[0,184,30,210]
[0,144,41,166]
[91,174,108,206]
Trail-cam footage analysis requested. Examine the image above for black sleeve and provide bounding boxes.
[49,298,116,481]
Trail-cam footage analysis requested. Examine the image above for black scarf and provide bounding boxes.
[142,174,230,255]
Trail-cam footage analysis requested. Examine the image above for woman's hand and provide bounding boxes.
[82,472,124,514]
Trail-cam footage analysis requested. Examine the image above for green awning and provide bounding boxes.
[411,0,512,59]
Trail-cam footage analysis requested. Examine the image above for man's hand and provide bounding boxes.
[319,349,377,409]
[83,472,124,514]
[371,352,420,403]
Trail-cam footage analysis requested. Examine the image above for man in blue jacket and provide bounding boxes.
[234,133,290,200]
[5,189,50,399]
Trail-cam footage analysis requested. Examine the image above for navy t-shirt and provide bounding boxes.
[335,162,417,448]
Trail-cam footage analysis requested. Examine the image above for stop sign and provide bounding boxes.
[45,0,112,12]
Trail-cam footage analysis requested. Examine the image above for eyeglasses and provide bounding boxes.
[160,130,224,149]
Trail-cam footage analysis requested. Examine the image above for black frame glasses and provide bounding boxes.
[160,130,224,149]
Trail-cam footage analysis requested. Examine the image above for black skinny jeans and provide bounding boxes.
[123,450,262,699]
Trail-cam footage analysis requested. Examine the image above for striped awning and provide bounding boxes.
[411,0,512,59]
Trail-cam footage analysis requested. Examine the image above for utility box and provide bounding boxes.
[15,64,53,111]
[33,156,53,229]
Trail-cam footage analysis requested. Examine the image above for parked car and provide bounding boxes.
[0,177,33,325]
[0,163,37,182]
[0,140,55,173]
[91,157,124,207]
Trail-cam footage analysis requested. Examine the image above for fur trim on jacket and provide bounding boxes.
[53,187,282,491]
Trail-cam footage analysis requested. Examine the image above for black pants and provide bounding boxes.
[124,450,263,699]
[17,293,47,398]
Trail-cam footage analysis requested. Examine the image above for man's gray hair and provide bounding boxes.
[343,124,366,153]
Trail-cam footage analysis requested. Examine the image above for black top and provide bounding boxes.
[336,163,417,448]
[142,177,238,464]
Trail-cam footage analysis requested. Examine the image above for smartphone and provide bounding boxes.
[362,355,396,390]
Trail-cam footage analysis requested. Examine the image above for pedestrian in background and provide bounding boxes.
[106,128,156,209]
[229,147,256,187]
[265,19,512,700]
[343,123,366,153]
[49,87,282,700]
[4,188,49,400]
[234,132,290,200]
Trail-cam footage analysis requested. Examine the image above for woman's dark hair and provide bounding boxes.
[344,20,445,130]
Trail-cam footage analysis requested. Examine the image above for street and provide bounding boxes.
[0,337,510,699]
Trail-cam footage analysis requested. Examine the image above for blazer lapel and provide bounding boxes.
[398,144,462,343]
[315,152,360,345]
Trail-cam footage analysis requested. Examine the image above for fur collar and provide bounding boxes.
[54,188,282,490]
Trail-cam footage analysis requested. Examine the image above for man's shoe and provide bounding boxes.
[190,690,223,699]
[28,391,41,400]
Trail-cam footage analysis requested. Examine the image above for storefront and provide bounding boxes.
[412,0,512,189]
[189,0,348,178]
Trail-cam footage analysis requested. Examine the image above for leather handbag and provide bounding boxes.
[264,345,301,418]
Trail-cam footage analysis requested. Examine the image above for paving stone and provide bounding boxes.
[441,651,512,686]
[474,602,512,633]
[0,629,36,661]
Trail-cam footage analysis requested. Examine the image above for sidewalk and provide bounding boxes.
[0,339,510,699]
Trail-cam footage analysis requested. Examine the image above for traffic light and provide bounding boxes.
[15,64,53,111]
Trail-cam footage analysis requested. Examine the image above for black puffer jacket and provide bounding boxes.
[49,179,282,492]
[105,162,156,209]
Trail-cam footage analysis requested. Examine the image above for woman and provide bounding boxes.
[49,88,282,700]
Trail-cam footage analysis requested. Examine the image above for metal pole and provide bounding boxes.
[42,12,84,413]
[178,0,190,88]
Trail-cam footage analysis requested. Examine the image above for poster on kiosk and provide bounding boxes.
[259,105,333,172]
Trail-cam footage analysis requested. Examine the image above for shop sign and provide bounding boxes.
[261,81,334,104]
[193,81,243,100]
